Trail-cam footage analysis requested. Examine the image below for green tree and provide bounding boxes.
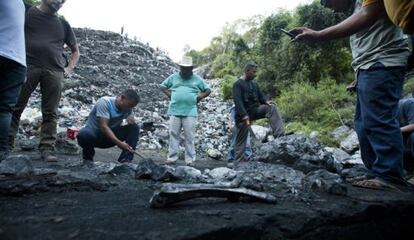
[24,0,40,6]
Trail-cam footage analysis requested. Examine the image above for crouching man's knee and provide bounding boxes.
[127,123,140,139]
[76,129,94,147]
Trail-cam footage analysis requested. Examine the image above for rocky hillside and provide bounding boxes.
[17,28,232,156]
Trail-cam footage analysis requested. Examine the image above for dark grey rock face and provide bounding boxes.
[254,135,337,173]
[135,158,176,181]
[0,155,33,177]
[302,169,347,196]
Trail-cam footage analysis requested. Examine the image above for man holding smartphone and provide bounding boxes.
[290,0,412,191]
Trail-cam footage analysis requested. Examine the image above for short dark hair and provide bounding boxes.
[121,89,140,104]
[244,61,258,73]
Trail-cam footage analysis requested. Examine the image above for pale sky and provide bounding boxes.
[60,0,311,61]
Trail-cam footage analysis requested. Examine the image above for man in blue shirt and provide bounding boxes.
[0,0,26,162]
[76,90,140,164]
[160,56,211,165]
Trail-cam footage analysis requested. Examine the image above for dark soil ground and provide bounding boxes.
[1,147,414,240]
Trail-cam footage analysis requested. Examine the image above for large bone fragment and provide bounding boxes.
[149,183,277,208]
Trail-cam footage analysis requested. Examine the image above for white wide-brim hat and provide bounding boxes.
[178,56,193,67]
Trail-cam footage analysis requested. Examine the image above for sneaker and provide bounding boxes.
[41,151,58,162]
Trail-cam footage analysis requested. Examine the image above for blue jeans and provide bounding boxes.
[403,133,414,171]
[227,126,252,162]
[77,124,140,162]
[355,63,405,183]
[0,56,26,151]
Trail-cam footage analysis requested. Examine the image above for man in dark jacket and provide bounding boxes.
[232,62,284,162]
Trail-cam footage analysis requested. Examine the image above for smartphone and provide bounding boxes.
[280,29,296,39]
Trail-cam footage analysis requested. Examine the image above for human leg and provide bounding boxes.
[0,57,26,156]
[357,63,405,184]
[182,116,197,163]
[227,126,237,162]
[38,69,63,152]
[403,133,414,171]
[112,123,140,162]
[167,116,182,162]
[9,65,41,147]
[76,128,100,161]
[354,94,375,171]
[234,121,249,162]
[254,104,284,137]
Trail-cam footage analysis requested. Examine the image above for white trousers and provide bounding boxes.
[168,116,197,163]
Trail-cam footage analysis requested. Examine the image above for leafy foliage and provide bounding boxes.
[186,1,359,146]
[276,78,355,146]
[220,75,238,100]
[24,0,40,6]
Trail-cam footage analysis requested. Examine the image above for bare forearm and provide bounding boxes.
[197,90,211,102]
[67,46,80,72]
[401,124,414,134]
[160,88,171,98]
[322,3,386,41]
[318,10,378,41]
[292,2,385,43]
[101,126,123,146]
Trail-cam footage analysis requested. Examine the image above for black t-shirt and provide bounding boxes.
[232,78,266,122]
[25,7,77,71]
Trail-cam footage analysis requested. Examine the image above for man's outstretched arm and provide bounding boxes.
[290,2,386,43]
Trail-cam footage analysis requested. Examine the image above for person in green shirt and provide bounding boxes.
[160,56,211,165]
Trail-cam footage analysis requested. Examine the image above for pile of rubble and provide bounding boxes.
[15,28,234,157]
[12,28,368,164]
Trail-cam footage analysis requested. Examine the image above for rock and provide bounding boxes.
[207,149,222,160]
[347,150,364,165]
[331,125,351,139]
[302,169,347,196]
[251,125,270,142]
[135,159,176,181]
[340,131,359,154]
[173,166,202,181]
[207,167,237,181]
[19,138,37,151]
[194,64,213,79]
[108,164,136,177]
[235,162,305,195]
[254,135,337,174]
[56,132,80,155]
[0,155,33,177]
[324,147,351,173]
